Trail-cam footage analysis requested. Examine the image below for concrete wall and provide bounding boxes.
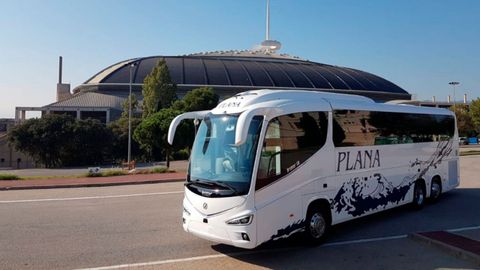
[56,83,72,102]
[0,120,37,169]
[0,138,36,169]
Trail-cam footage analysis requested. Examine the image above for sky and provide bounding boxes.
[0,0,479,118]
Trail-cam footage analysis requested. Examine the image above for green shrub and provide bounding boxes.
[173,148,190,160]
[85,170,127,177]
[86,172,102,177]
[135,166,172,174]
[0,174,21,180]
[151,167,168,173]
[102,170,127,177]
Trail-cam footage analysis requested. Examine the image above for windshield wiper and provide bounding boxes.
[186,178,214,187]
[214,181,238,194]
[186,178,238,194]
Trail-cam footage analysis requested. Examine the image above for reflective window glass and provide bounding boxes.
[333,110,455,147]
[256,112,328,190]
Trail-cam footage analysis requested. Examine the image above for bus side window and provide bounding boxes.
[333,110,455,147]
[256,112,328,190]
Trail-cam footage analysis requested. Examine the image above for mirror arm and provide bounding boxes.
[168,110,210,145]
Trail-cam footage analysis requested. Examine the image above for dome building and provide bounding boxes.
[15,51,411,124]
[76,50,409,102]
[15,0,411,124]
[14,0,411,124]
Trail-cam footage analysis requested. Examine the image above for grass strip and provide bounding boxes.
[0,167,176,181]
[0,174,21,180]
[86,169,127,177]
[85,167,175,177]
[460,151,480,156]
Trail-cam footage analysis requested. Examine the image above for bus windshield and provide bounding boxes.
[187,114,263,197]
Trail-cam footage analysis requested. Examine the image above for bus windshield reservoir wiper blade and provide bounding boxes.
[186,178,215,187]
[215,181,238,194]
[187,179,238,194]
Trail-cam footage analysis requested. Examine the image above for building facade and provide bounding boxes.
[16,51,412,124]
[0,119,35,169]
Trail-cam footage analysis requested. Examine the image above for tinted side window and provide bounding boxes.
[333,110,455,147]
[256,112,328,190]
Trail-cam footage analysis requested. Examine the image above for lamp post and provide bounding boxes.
[128,62,137,167]
[448,81,460,112]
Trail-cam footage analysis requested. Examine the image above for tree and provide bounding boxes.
[450,104,476,137]
[121,93,139,118]
[469,98,480,134]
[133,108,192,167]
[109,93,143,161]
[8,114,74,167]
[172,87,219,112]
[142,59,177,118]
[170,87,219,154]
[108,117,143,162]
[62,118,114,166]
[8,114,113,167]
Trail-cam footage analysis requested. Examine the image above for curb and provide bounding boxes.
[409,233,480,265]
[0,178,185,191]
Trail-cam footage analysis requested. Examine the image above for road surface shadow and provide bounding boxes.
[210,188,480,269]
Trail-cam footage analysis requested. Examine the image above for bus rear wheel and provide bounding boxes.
[412,181,426,209]
[430,179,442,203]
[304,207,329,245]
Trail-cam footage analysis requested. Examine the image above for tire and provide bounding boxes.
[412,181,426,209]
[304,207,329,245]
[429,179,442,203]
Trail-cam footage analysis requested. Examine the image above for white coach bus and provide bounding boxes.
[168,90,459,249]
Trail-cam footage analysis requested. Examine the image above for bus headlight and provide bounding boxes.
[226,214,253,225]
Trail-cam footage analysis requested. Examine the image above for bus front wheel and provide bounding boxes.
[304,207,329,244]
[412,181,426,209]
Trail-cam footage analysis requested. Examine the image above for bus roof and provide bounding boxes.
[212,89,454,116]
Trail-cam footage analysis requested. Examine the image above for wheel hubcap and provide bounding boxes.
[309,213,326,239]
[431,183,440,199]
[415,185,424,205]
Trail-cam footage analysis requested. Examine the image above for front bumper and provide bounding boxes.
[182,198,257,249]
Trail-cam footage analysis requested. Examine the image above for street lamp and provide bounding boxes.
[448,81,460,111]
[128,62,137,168]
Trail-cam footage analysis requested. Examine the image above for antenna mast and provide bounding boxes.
[266,0,270,40]
[259,0,281,53]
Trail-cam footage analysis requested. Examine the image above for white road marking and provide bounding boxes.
[77,224,480,270]
[322,234,408,246]
[77,254,228,270]
[75,249,295,270]
[447,225,480,232]
[0,191,184,204]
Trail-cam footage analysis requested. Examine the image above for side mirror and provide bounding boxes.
[234,108,263,146]
[168,110,210,145]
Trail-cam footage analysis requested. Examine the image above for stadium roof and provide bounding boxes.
[74,51,411,101]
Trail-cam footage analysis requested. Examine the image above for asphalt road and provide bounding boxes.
[1,156,479,270]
